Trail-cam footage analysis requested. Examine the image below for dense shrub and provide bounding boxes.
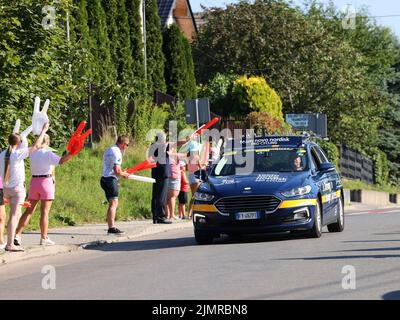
[231,76,283,119]
[246,112,292,135]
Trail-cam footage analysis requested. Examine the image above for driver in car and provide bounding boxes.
[293,155,304,171]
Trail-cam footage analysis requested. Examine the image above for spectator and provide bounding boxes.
[178,161,189,219]
[14,133,73,246]
[100,136,131,235]
[187,144,205,218]
[165,142,181,221]
[149,133,172,224]
[0,122,48,252]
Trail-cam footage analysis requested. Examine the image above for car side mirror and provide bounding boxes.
[319,163,335,172]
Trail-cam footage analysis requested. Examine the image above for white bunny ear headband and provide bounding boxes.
[32,96,50,135]
[13,119,21,134]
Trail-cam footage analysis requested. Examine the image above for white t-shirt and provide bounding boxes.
[30,149,61,176]
[102,145,123,179]
[0,147,29,189]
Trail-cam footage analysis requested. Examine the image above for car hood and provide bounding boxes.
[199,171,311,198]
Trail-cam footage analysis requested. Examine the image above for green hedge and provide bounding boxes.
[369,147,389,186]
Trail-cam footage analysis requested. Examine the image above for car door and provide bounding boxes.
[314,146,338,223]
[310,146,335,223]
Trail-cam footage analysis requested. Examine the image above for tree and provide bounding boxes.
[102,0,134,88]
[378,60,400,185]
[125,0,146,96]
[193,0,391,152]
[231,76,283,118]
[86,0,116,87]
[198,73,239,116]
[71,0,95,86]
[162,24,187,100]
[145,0,166,94]
[0,0,79,148]
[182,36,197,99]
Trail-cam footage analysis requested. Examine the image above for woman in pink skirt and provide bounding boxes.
[14,133,73,246]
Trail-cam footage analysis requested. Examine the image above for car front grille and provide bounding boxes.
[214,195,281,214]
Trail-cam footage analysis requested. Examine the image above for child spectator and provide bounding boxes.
[178,161,189,219]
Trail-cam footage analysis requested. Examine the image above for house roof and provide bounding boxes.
[157,0,174,27]
[157,0,198,34]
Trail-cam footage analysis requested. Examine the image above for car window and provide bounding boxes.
[311,147,322,170]
[315,146,329,163]
[212,148,308,176]
[309,148,318,170]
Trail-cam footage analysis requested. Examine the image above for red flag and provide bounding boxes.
[126,159,156,174]
[192,117,219,137]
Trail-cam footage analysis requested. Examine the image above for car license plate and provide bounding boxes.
[235,212,260,220]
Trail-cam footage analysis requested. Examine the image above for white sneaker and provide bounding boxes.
[14,235,22,246]
[0,243,6,250]
[40,237,55,246]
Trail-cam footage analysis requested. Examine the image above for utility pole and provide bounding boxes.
[141,0,147,83]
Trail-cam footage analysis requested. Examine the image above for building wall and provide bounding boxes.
[172,0,196,41]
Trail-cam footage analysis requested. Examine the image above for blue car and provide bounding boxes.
[192,136,344,244]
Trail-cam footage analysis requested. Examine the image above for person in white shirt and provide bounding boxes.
[100,136,130,235]
[0,122,49,252]
[14,133,73,247]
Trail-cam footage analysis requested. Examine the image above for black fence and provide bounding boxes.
[339,144,374,185]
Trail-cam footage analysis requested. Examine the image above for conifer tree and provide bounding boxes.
[182,36,197,99]
[163,24,197,100]
[162,24,186,99]
[125,0,146,96]
[86,0,116,87]
[145,0,166,94]
[71,0,94,85]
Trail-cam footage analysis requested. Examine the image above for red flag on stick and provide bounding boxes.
[126,159,156,174]
[192,117,219,137]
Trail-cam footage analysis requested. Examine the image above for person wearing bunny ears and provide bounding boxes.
[0,121,49,252]
[14,133,73,247]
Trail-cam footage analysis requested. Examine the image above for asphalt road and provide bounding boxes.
[1,207,400,300]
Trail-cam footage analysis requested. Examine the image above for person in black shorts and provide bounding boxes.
[100,136,130,235]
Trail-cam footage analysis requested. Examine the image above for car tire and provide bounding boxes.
[194,230,214,245]
[309,199,322,238]
[327,196,345,232]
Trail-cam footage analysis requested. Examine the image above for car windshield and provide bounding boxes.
[211,148,308,176]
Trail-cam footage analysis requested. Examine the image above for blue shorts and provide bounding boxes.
[168,178,181,191]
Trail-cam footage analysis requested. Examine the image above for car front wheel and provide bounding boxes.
[309,200,322,238]
[327,197,345,232]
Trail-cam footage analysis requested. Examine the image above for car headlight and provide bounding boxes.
[281,185,312,197]
[194,192,215,202]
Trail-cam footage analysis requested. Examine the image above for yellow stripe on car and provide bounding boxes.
[279,199,317,209]
[322,190,342,203]
[193,204,218,213]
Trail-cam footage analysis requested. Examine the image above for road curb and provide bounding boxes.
[1,221,192,265]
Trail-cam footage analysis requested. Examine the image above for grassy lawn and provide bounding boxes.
[343,178,400,194]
